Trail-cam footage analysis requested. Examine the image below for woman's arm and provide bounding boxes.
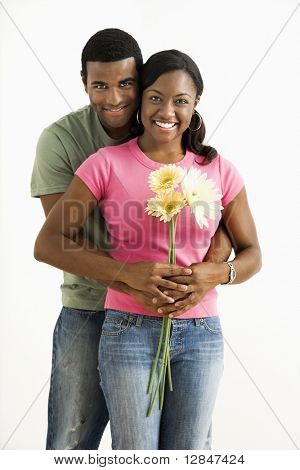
[34,176,192,301]
[156,187,262,317]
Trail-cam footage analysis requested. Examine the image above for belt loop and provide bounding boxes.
[195,318,202,326]
[135,315,143,327]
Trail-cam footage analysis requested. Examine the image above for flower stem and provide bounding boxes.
[147,317,166,395]
[147,317,171,417]
[147,217,177,417]
[159,318,172,410]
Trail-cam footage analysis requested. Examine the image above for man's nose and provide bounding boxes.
[106,87,122,106]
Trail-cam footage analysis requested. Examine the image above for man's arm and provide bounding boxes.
[203,223,233,263]
[40,193,142,296]
[34,176,191,301]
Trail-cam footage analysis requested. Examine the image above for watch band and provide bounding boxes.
[223,261,236,285]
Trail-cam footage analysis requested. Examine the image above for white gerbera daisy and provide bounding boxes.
[145,191,186,223]
[148,165,185,193]
[181,167,223,228]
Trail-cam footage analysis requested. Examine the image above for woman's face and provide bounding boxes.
[140,69,199,146]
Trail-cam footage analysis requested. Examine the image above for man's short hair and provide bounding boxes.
[81,28,143,81]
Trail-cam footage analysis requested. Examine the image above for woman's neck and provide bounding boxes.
[138,134,185,164]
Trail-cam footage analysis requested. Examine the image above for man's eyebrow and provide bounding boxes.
[91,80,107,85]
[119,77,136,83]
[146,89,192,98]
[90,77,136,86]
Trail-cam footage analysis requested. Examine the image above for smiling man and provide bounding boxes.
[31,29,233,450]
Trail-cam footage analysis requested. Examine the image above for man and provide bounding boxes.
[31,29,232,450]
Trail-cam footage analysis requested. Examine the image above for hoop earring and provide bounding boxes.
[136,110,141,125]
[188,110,202,131]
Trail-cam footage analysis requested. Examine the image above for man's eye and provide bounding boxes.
[149,96,161,102]
[95,84,107,90]
[176,99,188,104]
[120,81,132,87]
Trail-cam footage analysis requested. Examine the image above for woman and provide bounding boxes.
[35,50,261,450]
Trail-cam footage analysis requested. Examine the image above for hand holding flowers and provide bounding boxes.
[154,261,230,317]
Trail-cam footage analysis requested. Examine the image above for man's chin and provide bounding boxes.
[99,115,129,127]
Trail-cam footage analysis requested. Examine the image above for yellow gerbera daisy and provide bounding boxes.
[148,165,185,193]
[145,191,186,222]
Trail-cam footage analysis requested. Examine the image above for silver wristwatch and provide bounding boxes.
[223,261,236,285]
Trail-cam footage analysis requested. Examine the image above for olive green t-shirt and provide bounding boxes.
[31,105,129,311]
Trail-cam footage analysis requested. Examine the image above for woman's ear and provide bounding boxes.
[195,96,200,107]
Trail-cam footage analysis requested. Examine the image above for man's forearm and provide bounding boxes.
[34,231,130,285]
[203,223,233,263]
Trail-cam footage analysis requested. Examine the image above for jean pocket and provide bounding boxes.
[200,316,222,335]
[101,310,132,336]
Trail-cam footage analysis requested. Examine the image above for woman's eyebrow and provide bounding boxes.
[146,89,192,98]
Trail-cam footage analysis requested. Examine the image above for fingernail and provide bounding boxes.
[169,314,174,318]
[163,291,169,295]
[175,303,180,307]
[158,309,163,314]
[180,285,188,290]
[184,269,192,274]
[152,298,157,304]
[168,298,175,303]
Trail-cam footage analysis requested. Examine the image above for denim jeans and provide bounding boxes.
[46,307,109,450]
[98,310,224,450]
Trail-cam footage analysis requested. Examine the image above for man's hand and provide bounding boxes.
[123,286,188,314]
[123,261,192,303]
[153,262,228,317]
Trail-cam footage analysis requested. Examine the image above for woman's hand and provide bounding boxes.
[123,261,193,303]
[153,262,228,317]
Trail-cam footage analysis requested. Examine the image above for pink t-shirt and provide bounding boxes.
[75,137,244,319]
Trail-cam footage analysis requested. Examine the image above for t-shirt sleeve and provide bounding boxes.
[219,155,244,206]
[75,150,109,201]
[30,128,74,197]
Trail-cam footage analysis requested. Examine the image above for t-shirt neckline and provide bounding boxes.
[128,137,195,170]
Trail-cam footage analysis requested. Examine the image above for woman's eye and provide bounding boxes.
[149,96,161,102]
[176,99,188,104]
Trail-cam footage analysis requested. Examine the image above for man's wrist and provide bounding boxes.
[117,262,133,285]
[214,262,231,285]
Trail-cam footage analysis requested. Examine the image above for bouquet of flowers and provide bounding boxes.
[145,164,223,416]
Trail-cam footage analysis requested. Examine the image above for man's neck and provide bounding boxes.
[99,118,132,141]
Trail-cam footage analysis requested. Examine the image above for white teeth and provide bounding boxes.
[107,107,125,112]
[155,121,177,129]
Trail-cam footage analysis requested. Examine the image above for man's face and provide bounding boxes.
[82,58,139,139]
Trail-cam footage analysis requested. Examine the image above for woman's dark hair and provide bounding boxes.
[137,50,218,164]
[81,28,143,82]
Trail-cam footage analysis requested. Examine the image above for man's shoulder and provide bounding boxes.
[44,105,92,136]
[99,139,133,159]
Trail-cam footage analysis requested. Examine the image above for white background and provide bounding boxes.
[0,0,299,451]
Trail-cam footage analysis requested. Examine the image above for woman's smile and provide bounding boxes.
[153,120,179,130]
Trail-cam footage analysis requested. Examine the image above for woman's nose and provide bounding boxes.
[159,101,175,118]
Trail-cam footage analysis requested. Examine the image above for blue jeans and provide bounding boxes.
[99,310,224,450]
[46,307,109,450]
